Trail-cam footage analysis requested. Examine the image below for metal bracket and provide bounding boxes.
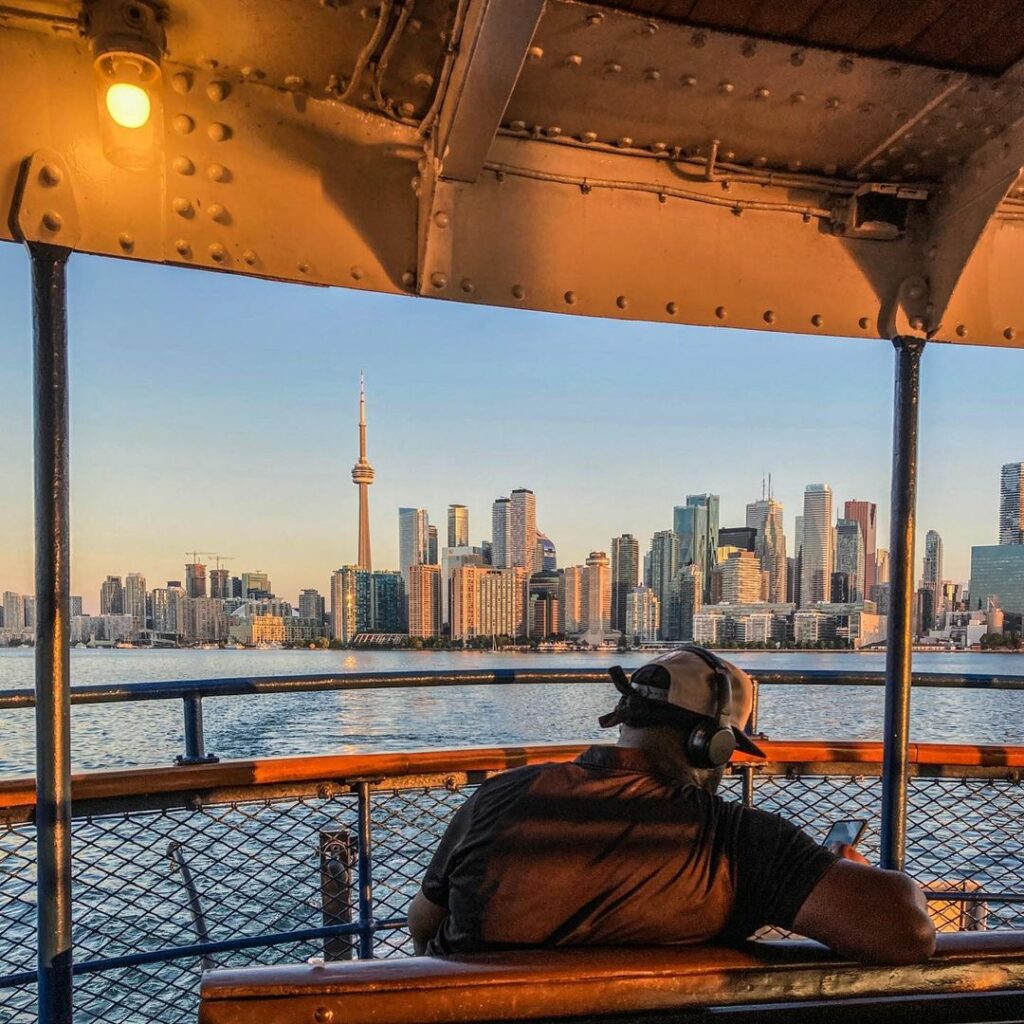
[9,149,81,248]
[417,159,458,297]
[879,276,930,341]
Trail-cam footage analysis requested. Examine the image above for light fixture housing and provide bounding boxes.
[89,1,164,168]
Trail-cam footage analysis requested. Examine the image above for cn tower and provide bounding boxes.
[351,373,374,570]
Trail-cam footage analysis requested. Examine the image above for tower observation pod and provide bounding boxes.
[352,374,374,571]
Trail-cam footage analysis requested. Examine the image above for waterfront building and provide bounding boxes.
[408,564,441,638]
[674,494,719,602]
[665,564,701,641]
[3,592,24,631]
[209,568,230,599]
[491,497,511,569]
[536,532,557,571]
[922,530,943,626]
[398,507,429,590]
[299,588,326,625]
[999,462,1024,545]
[794,610,821,645]
[330,568,358,641]
[844,500,878,600]
[649,530,680,637]
[720,550,764,604]
[151,585,186,639]
[732,613,772,645]
[447,504,469,548]
[369,571,406,633]
[477,567,528,639]
[352,375,375,570]
[692,610,724,645]
[285,617,326,644]
[581,551,612,634]
[835,518,866,602]
[230,613,285,646]
[970,544,1024,615]
[610,534,640,632]
[558,565,584,635]
[449,565,479,641]
[100,575,125,615]
[510,488,538,571]
[528,571,561,638]
[70,596,82,619]
[440,546,486,628]
[125,572,147,635]
[331,567,406,641]
[188,597,229,643]
[800,484,833,606]
[625,586,660,644]
[241,571,272,599]
[185,560,207,599]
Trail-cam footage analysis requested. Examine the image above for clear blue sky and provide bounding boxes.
[0,243,1020,613]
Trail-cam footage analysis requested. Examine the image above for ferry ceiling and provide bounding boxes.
[3,0,1024,347]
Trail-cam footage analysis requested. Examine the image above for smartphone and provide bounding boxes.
[823,819,867,851]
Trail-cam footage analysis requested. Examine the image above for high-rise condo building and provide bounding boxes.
[1000,463,1024,545]
[100,575,125,615]
[625,586,660,643]
[476,567,528,639]
[3,592,24,631]
[800,484,833,606]
[610,534,640,632]
[408,564,441,638]
[299,588,325,624]
[151,584,186,638]
[510,488,538,571]
[581,551,612,634]
[674,494,719,602]
[351,375,375,570]
[793,515,804,606]
[427,526,439,565]
[536,532,557,571]
[559,565,584,634]
[835,519,865,602]
[844,500,878,598]
[70,596,82,619]
[649,530,680,637]
[720,551,764,604]
[209,568,230,599]
[745,498,787,603]
[125,573,147,635]
[923,530,943,626]
[331,568,406,641]
[440,546,486,627]
[666,564,701,641]
[185,561,207,599]
[875,549,890,586]
[398,507,429,590]
[528,571,560,639]
[241,571,272,598]
[447,504,469,548]
[491,498,511,568]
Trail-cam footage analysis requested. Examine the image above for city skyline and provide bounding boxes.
[2,248,1023,604]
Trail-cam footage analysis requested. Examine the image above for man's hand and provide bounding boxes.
[831,843,869,865]
[408,891,448,956]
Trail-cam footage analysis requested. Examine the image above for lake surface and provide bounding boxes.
[2,648,1023,777]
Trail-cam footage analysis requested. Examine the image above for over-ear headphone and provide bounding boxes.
[678,645,737,769]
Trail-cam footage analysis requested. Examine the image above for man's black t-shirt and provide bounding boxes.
[422,746,837,955]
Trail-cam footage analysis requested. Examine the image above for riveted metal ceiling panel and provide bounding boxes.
[601,0,1024,75]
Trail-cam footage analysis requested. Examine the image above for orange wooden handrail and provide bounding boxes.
[1,740,1023,813]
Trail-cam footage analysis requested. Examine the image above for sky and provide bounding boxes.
[1,243,1022,613]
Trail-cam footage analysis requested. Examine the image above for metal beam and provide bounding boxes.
[30,239,74,1024]
[432,0,546,183]
[880,336,925,872]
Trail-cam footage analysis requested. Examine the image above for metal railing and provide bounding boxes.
[3,666,1024,765]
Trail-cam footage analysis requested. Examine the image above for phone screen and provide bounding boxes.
[823,819,867,850]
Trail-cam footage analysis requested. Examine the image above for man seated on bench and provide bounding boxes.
[409,647,935,966]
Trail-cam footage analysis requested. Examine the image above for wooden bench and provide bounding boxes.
[199,933,1024,1024]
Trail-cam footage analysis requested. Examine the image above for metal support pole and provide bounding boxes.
[319,829,355,960]
[31,241,73,1024]
[355,782,375,959]
[175,694,218,765]
[880,336,925,871]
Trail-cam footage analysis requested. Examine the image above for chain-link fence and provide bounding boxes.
[2,756,1023,1023]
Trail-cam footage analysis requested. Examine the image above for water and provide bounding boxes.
[2,648,1023,777]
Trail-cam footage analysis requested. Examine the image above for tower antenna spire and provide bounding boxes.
[352,373,375,570]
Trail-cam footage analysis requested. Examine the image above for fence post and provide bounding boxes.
[320,829,355,960]
[740,679,760,805]
[356,782,375,958]
[175,694,218,765]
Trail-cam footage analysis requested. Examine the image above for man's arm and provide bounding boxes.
[792,846,936,965]
[408,890,448,956]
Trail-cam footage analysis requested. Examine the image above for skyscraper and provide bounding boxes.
[800,484,833,606]
[510,488,538,571]
[559,565,584,634]
[666,564,701,641]
[843,500,878,598]
[3,592,24,631]
[793,515,804,606]
[241,571,272,598]
[674,494,719,601]
[923,529,943,626]
[610,534,640,632]
[625,587,660,643]
[185,560,207,599]
[746,497,787,603]
[398,507,429,590]
[491,497,511,568]
[299,588,325,624]
[440,545,485,628]
[835,519,865,602]
[351,375,375,570]
[427,525,439,565]
[649,530,680,637]
[1000,463,1024,544]
[408,564,441,638]
[536,532,557,571]
[100,575,125,615]
[720,551,764,603]
[581,551,611,635]
[447,504,469,548]
[125,573,147,635]
[209,567,230,599]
